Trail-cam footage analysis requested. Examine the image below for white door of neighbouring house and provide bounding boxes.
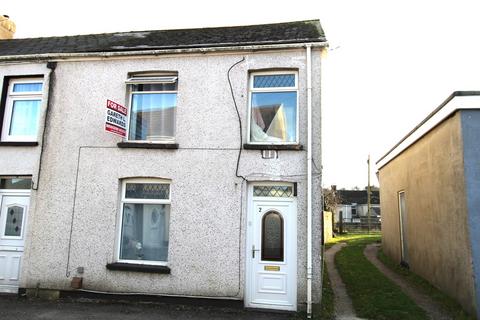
[246,184,297,311]
[0,195,30,293]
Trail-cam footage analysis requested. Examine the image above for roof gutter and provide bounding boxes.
[0,42,328,63]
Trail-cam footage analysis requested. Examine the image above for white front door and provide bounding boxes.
[0,195,30,293]
[246,186,297,311]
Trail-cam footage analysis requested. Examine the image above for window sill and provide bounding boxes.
[106,262,171,274]
[243,144,303,151]
[0,141,39,147]
[117,142,179,149]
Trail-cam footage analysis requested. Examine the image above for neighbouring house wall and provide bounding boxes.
[379,112,476,315]
[0,63,50,177]
[461,110,480,318]
[356,204,380,217]
[323,211,333,243]
[16,48,322,307]
[0,63,51,249]
[335,204,380,221]
[335,205,352,222]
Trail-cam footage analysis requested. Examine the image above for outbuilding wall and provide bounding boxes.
[378,112,476,314]
[12,48,322,308]
[461,110,480,317]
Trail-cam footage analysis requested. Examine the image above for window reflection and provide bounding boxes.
[250,92,297,143]
[120,203,170,262]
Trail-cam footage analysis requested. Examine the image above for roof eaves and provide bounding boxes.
[0,41,328,62]
[376,91,480,169]
[106,38,327,52]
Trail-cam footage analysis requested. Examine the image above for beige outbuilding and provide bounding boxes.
[377,91,480,317]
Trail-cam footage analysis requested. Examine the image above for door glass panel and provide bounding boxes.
[262,211,284,261]
[5,206,24,237]
[253,185,293,197]
[0,177,31,189]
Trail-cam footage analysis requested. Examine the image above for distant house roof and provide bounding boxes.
[0,20,326,58]
[337,190,380,205]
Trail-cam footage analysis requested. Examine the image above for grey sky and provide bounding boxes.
[4,0,480,189]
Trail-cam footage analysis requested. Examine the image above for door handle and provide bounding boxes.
[252,245,260,258]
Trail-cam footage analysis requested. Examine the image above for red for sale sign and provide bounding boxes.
[105,100,128,138]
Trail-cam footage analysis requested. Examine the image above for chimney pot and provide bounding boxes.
[0,15,15,39]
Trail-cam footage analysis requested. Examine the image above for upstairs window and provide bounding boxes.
[126,76,178,143]
[248,72,298,144]
[1,78,44,142]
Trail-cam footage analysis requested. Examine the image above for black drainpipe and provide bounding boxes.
[32,61,56,190]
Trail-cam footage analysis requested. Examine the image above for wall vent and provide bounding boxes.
[261,150,278,159]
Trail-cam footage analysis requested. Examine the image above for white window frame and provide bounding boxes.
[125,76,178,143]
[1,78,44,142]
[116,178,171,266]
[247,71,299,145]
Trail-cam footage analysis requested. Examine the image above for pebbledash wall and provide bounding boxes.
[10,49,323,307]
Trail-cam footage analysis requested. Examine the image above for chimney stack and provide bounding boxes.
[0,15,16,39]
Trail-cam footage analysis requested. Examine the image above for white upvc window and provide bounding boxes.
[1,78,44,142]
[248,71,299,144]
[125,75,178,143]
[117,178,171,266]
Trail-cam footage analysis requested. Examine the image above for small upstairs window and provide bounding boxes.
[248,72,298,144]
[1,78,44,142]
[126,75,178,143]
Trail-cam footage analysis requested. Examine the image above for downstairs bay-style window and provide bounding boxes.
[126,75,178,143]
[118,179,171,265]
[248,72,298,144]
[1,78,44,142]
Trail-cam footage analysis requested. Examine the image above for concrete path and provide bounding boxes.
[364,244,453,320]
[325,243,363,320]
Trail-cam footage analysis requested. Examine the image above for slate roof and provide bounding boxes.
[0,20,326,57]
[337,190,380,205]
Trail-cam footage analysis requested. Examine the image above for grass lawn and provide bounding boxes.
[378,249,475,320]
[333,233,428,319]
[325,232,382,249]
